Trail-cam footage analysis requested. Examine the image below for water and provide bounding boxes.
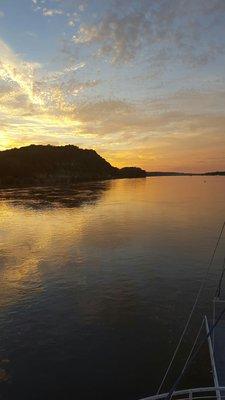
[0,177,225,399]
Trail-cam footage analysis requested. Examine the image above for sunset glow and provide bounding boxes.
[0,0,225,171]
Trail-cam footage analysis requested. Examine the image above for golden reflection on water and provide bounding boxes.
[0,203,93,308]
[0,177,225,310]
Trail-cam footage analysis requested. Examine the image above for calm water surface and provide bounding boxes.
[0,177,225,399]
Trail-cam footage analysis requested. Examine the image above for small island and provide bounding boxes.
[0,144,147,186]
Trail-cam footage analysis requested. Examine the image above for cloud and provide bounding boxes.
[0,38,43,105]
[68,19,76,27]
[1,83,225,171]
[71,91,225,172]
[0,38,89,113]
[0,35,224,171]
[64,79,100,96]
[32,0,64,16]
[63,62,86,73]
[43,62,86,82]
[43,7,64,16]
[0,38,79,147]
[0,10,4,17]
[0,37,100,151]
[1,0,225,174]
[74,0,225,66]
[73,11,147,63]
[67,11,79,27]
[75,94,225,145]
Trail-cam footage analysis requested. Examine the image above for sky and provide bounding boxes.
[0,0,225,172]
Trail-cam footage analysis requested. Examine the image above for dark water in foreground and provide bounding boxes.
[0,177,225,400]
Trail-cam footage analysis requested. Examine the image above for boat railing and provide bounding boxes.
[139,386,225,400]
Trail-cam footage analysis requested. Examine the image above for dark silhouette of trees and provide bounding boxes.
[0,144,147,186]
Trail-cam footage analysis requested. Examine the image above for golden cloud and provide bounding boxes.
[0,36,224,172]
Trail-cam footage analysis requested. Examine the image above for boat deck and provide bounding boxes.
[206,313,225,400]
[211,320,225,388]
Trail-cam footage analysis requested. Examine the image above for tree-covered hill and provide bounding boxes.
[0,144,146,186]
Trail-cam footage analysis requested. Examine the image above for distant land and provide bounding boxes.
[147,171,225,176]
[0,144,146,186]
